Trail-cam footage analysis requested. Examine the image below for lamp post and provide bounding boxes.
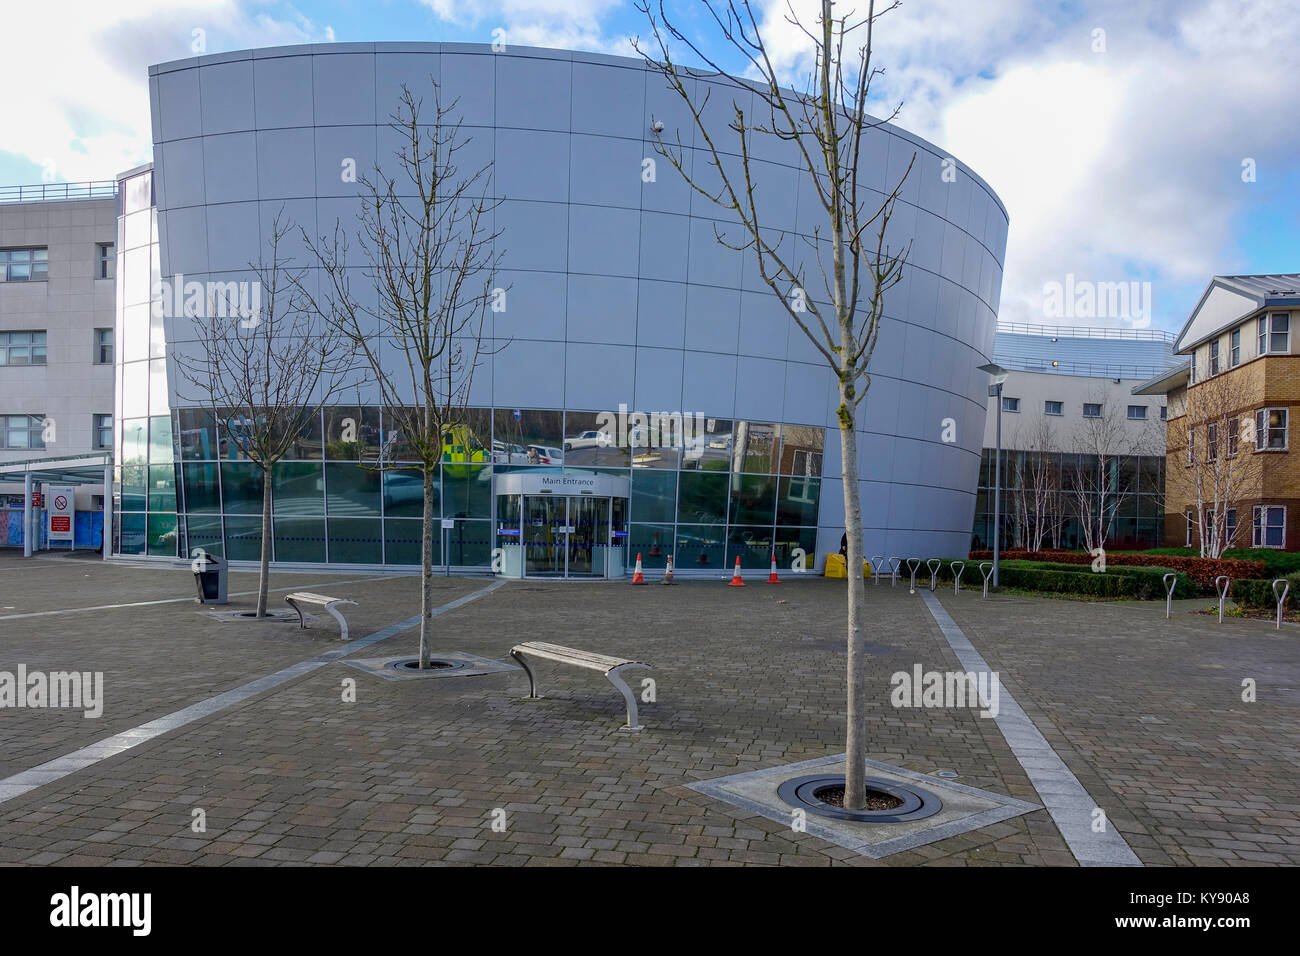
[979,362,1010,589]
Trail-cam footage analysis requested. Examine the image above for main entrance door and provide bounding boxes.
[494,472,631,579]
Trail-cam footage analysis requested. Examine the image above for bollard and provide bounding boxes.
[927,558,941,592]
[1162,572,1177,620]
[889,557,902,588]
[952,561,965,595]
[1215,575,1231,624]
[871,555,885,586]
[907,558,921,594]
[1273,578,1290,630]
[980,562,994,598]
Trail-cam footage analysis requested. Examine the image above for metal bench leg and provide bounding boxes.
[286,598,307,629]
[324,604,350,642]
[607,663,649,732]
[511,651,541,699]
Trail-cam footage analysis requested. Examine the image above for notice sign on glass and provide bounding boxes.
[46,484,75,541]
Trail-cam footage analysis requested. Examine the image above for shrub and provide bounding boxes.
[919,557,1193,600]
[1229,578,1276,609]
[1220,549,1300,577]
[968,548,1262,593]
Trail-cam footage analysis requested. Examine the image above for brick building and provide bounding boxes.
[1134,274,1300,551]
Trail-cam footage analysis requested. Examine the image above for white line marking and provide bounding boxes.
[0,575,400,620]
[0,579,508,808]
[920,591,1142,867]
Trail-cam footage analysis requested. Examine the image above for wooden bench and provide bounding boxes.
[284,592,358,640]
[509,641,652,731]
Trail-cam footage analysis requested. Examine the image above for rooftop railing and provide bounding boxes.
[996,321,1177,344]
[0,181,118,203]
[994,353,1176,380]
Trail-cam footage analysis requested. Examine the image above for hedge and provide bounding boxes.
[1229,571,1300,608]
[968,548,1263,593]
[902,557,1193,600]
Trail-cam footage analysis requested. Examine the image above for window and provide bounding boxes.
[1207,422,1218,461]
[93,413,112,450]
[1083,403,1102,419]
[1209,340,1220,376]
[1187,425,1195,465]
[94,328,113,365]
[0,247,48,281]
[1044,400,1063,416]
[97,243,115,280]
[0,331,47,366]
[1254,407,1288,450]
[1231,329,1241,367]
[1127,405,1147,420]
[1160,406,1168,421]
[1253,505,1286,548]
[1001,396,1020,413]
[0,414,45,449]
[1185,510,1194,547]
[1259,313,1290,355]
[1227,508,1238,545]
[1228,416,1239,457]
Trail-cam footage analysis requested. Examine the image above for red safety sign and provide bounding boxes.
[51,516,71,533]
[31,493,42,507]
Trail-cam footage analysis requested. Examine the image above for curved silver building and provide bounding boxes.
[113,42,1008,576]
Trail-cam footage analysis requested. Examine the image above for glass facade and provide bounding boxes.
[972,448,1165,551]
[143,405,824,569]
[113,168,178,558]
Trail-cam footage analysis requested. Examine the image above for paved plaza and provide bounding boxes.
[0,550,1296,866]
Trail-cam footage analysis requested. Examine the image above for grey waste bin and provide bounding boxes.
[192,550,228,605]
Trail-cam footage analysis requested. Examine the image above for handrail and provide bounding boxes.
[996,321,1177,343]
[0,181,118,204]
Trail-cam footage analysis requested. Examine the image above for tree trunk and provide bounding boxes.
[419,465,435,668]
[840,410,867,809]
[256,468,272,617]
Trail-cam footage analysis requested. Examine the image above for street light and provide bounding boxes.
[978,362,1009,589]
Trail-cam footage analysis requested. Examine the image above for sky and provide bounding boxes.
[2,0,1297,334]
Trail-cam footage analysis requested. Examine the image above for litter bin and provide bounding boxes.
[192,550,228,604]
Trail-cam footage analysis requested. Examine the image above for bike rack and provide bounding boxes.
[1215,575,1231,624]
[952,560,965,595]
[927,558,941,592]
[907,558,922,594]
[980,562,994,598]
[871,555,885,586]
[1162,572,1177,620]
[889,557,902,588]
[1273,578,1290,630]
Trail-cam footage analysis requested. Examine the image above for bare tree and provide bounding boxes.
[1066,392,1142,555]
[635,0,911,809]
[300,82,503,669]
[1166,370,1262,558]
[1010,417,1065,553]
[175,212,356,616]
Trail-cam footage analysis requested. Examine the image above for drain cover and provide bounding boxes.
[777,774,943,823]
[934,771,959,779]
[387,658,471,673]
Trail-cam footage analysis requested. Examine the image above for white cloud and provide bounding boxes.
[1,0,331,184]
[746,0,1300,330]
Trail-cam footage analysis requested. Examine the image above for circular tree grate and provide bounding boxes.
[387,658,472,673]
[777,774,943,823]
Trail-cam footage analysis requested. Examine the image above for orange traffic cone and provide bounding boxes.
[727,557,746,587]
[768,553,781,584]
[631,553,646,584]
[650,532,662,557]
[661,555,676,585]
[697,550,709,565]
